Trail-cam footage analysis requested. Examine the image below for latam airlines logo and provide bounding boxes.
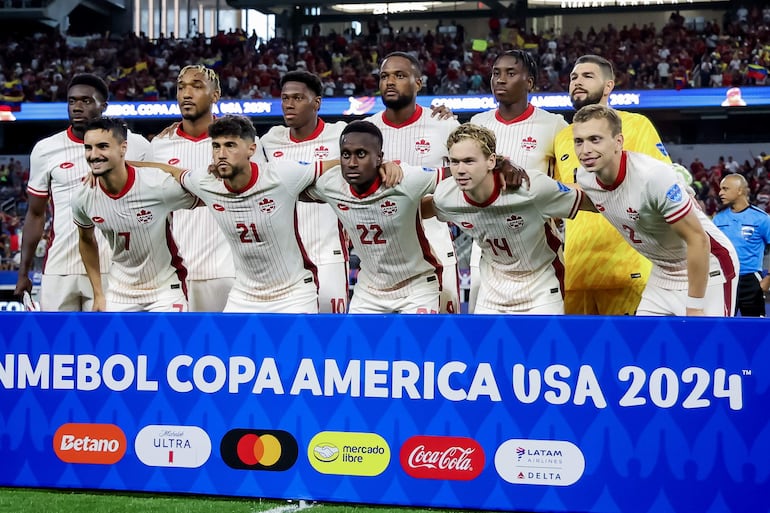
[53,423,127,464]
[400,436,484,480]
[520,136,537,151]
[220,429,298,471]
[134,425,211,468]
[494,439,585,486]
[415,139,431,155]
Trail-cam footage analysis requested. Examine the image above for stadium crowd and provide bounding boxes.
[1,4,769,103]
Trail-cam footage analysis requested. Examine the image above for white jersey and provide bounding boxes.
[366,105,459,264]
[261,119,347,265]
[576,151,738,289]
[180,161,319,303]
[470,104,567,177]
[27,127,150,275]
[307,165,443,300]
[433,171,583,311]
[148,125,266,280]
[72,165,197,303]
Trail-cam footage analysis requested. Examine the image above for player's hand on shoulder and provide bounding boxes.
[496,156,529,191]
[81,171,97,188]
[155,121,180,139]
[430,104,457,121]
[380,160,403,188]
[208,163,223,179]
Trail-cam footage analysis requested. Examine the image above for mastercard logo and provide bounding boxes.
[220,429,298,471]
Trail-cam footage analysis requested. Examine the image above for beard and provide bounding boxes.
[570,89,603,110]
[382,92,414,111]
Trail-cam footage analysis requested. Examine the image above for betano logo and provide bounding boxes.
[53,423,126,464]
[400,435,484,480]
[220,429,298,471]
[308,431,390,476]
[134,425,211,468]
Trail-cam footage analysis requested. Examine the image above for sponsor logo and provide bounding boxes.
[314,146,330,159]
[337,203,350,211]
[168,158,180,165]
[507,214,524,229]
[308,431,390,476]
[400,436,484,480]
[666,184,683,202]
[259,197,276,214]
[60,162,75,169]
[53,423,127,464]
[741,225,755,240]
[220,429,298,471]
[656,142,669,157]
[415,139,431,155]
[595,203,605,212]
[136,209,153,224]
[520,136,537,151]
[494,439,585,486]
[273,150,284,158]
[557,182,570,193]
[92,216,105,223]
[212,204,225,212]
[560,154,569,161]
[380,200,397,216]
[461,221,474,229]
[135,425,211,468]
[626,207,639,221]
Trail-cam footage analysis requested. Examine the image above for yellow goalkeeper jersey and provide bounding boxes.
[554,110,672,291]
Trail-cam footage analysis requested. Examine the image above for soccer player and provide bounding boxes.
[365,52,461,314]
[572,105,737,317]
[554,55,673,315]
[425,123,585,314]
[261,71,349,314]
[148,65,263,311]
[714,173,770,316]
[73,118,196,312]
[467,49,568,312]
[15,73,150,310]
[306,120,448,314]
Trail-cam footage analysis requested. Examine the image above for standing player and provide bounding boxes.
[467,50,568,312]
[426,124,584,314]
[15,73,150,310]
[148,65,263,311]
[554,55,673,315]
[714,173,770,316]
[365,52,461,314]
[307,121,447,314]
[261,71,349,314]
[73,118,197,312]
[572,105,737,316]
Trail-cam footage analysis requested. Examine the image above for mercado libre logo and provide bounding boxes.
[220,429,298,471]
[400,435,484,480]
[308,431,390,476]
[53,423,127,464]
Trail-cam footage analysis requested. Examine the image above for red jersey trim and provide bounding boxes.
[101,165,136,199]
[567,189,584,219]
[290,118,326,143]
[350,176,382,199]
[66,126,83,144]
[463,173,502,207]
[225,162,259,193]
[176,125,209,142]
[27,186,49,198]
[494,104,535,125]
[596,151,628,191]
[665,200,693,224]
[381,105,422,128]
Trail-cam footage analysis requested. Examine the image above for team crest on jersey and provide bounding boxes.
[461,221,474,229]
[136,209,153,224]
[507,214,524,229]
[60,162,75,169]
[168,158,180,165]
[415,139,431,155]
[666,184,683,202]
[212,204,225,211]
[626,207,639,221]
[520,136,537,151]
[259,197,276,214]
[314,146,330,159]
[273,150,284,158]
[381,200,398,216]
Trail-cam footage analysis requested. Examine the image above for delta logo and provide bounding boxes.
[507,214,524,229]
[626,207,639,221]
[308,431,390,476]
[220,429,298,471]
[259,197,276,214]
[60,162,75,169]
[53,423,127,464]
[381,200,398,216]
[136,209,153,224]
[135,425,211,468]
[212,204,226,212]
[168,158,180,165]
[520,136,537,151]
[314,146,330,159]
[400,435,484,481]
[415,139,431,155]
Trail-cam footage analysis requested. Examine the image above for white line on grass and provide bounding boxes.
[256,500,316,513]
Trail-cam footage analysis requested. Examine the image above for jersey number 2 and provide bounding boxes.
[622,224,643,244]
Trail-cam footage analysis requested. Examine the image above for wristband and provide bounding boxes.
[686,296,705,310]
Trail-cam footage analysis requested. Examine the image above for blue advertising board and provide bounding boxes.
[1,313,768,513]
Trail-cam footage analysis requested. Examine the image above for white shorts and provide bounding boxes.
[468,242,482,313]
[317,261,349,314]
[107,290,188,312]
[187,278,235,312]
[637,278,737,317]
[439,263,461,314]
[349,278,440,314]
[475,299,564,315]
[40,274,108,311]
[224,281,318,313]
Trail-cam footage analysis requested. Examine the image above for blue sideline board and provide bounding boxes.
[1,313,768,513]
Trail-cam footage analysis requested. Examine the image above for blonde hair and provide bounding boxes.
[573,104,622,136]
[178,64,221,94]
[447,123,498,158]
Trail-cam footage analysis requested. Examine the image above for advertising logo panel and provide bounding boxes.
[53,423,127,464]
[494,439,585,486]
[135,425,211,468]
[220,429,298,471]
[400,435,484,480]
[308,431,390,476]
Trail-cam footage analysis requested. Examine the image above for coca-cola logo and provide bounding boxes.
[400,436,484,480]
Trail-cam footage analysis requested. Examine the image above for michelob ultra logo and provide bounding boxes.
[308,431,390,476]
[53,423,126,464]
[134,425,211,468]
[220,429,298,471]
